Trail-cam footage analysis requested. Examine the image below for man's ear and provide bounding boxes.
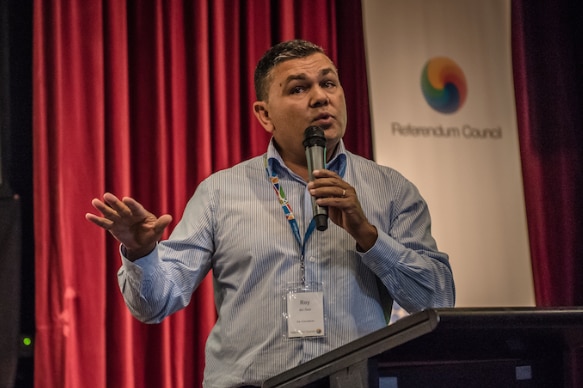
[253,101,274,134]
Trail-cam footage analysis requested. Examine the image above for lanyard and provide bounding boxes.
[264,156,317,285]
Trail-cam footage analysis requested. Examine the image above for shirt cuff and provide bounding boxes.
[357,230,402,275]
[119,243,159,273]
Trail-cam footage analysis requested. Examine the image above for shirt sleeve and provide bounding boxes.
[358,179,456,313]
[116,182,215,323]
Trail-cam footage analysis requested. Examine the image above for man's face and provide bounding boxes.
[253,53,347,160]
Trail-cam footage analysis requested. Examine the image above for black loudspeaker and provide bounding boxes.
[1,1,33,387]
[0,195,22,388]
[1,0,7,195]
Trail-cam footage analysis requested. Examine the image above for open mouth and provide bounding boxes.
[313,114,334,128]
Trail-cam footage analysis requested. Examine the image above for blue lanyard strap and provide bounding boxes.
[264,155,316,284]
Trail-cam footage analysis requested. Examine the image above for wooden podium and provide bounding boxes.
[262,307,583,388]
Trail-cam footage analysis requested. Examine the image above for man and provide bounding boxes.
[86,39,455,387]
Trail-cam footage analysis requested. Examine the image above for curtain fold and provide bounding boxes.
[34,1,108,387]
[511,0,583,307]
[33,1,372,387]
[512,3,583,383]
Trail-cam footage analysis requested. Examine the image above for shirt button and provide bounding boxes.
[309,256,316,262]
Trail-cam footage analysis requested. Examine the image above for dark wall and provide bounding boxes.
[0,0,34,387]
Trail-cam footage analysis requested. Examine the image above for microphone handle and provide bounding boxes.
[306,145,328,231]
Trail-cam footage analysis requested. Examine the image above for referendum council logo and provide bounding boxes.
[421,57,467,114]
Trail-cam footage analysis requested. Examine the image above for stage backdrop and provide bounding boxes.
[362,0,535,307]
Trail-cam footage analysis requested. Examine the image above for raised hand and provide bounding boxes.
[85,192,173,260]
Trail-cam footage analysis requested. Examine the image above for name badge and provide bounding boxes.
[286,291,325,338]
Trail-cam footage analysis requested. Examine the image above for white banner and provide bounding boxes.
[362,0,534,307]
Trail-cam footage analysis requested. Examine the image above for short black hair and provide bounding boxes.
[254,39,325,101]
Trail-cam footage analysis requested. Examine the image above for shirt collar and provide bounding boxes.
[266,138,347,178]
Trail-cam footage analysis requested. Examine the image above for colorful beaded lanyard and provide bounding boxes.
[264,155,317,285]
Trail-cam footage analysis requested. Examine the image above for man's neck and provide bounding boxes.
[273,140,340,182]
[284,160,310,182]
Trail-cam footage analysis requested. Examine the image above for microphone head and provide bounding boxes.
[303,126,326,148]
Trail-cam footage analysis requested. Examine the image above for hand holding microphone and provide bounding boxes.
[303,127,378,248]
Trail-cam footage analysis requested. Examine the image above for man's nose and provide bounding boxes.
[309,86,329,107]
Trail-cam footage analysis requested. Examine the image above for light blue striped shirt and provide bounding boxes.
[118,139,455,387]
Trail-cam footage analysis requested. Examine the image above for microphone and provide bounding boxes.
[303,126,328,231]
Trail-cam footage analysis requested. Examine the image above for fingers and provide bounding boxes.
[87,193,171,226]
[90,193,144,220]
[310,185,352,201]
[121,197,173,231]
[86,193,145,230]
[90,197,119,220]
[86,193,173,255]
[312,169,339,180]
[122,196,148,217]
[155,214,174,233]
[85,212,114,229]
[104,193,133,218]
[308,171,353,200]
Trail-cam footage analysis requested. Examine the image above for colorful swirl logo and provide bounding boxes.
[421,57,467,114]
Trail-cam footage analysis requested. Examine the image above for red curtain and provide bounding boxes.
[33,0,371,387]
[511,0,583,307]
[512,4,583,382]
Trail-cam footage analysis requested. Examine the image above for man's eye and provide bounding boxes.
[323,81,336,88]
[290,86,305,94]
